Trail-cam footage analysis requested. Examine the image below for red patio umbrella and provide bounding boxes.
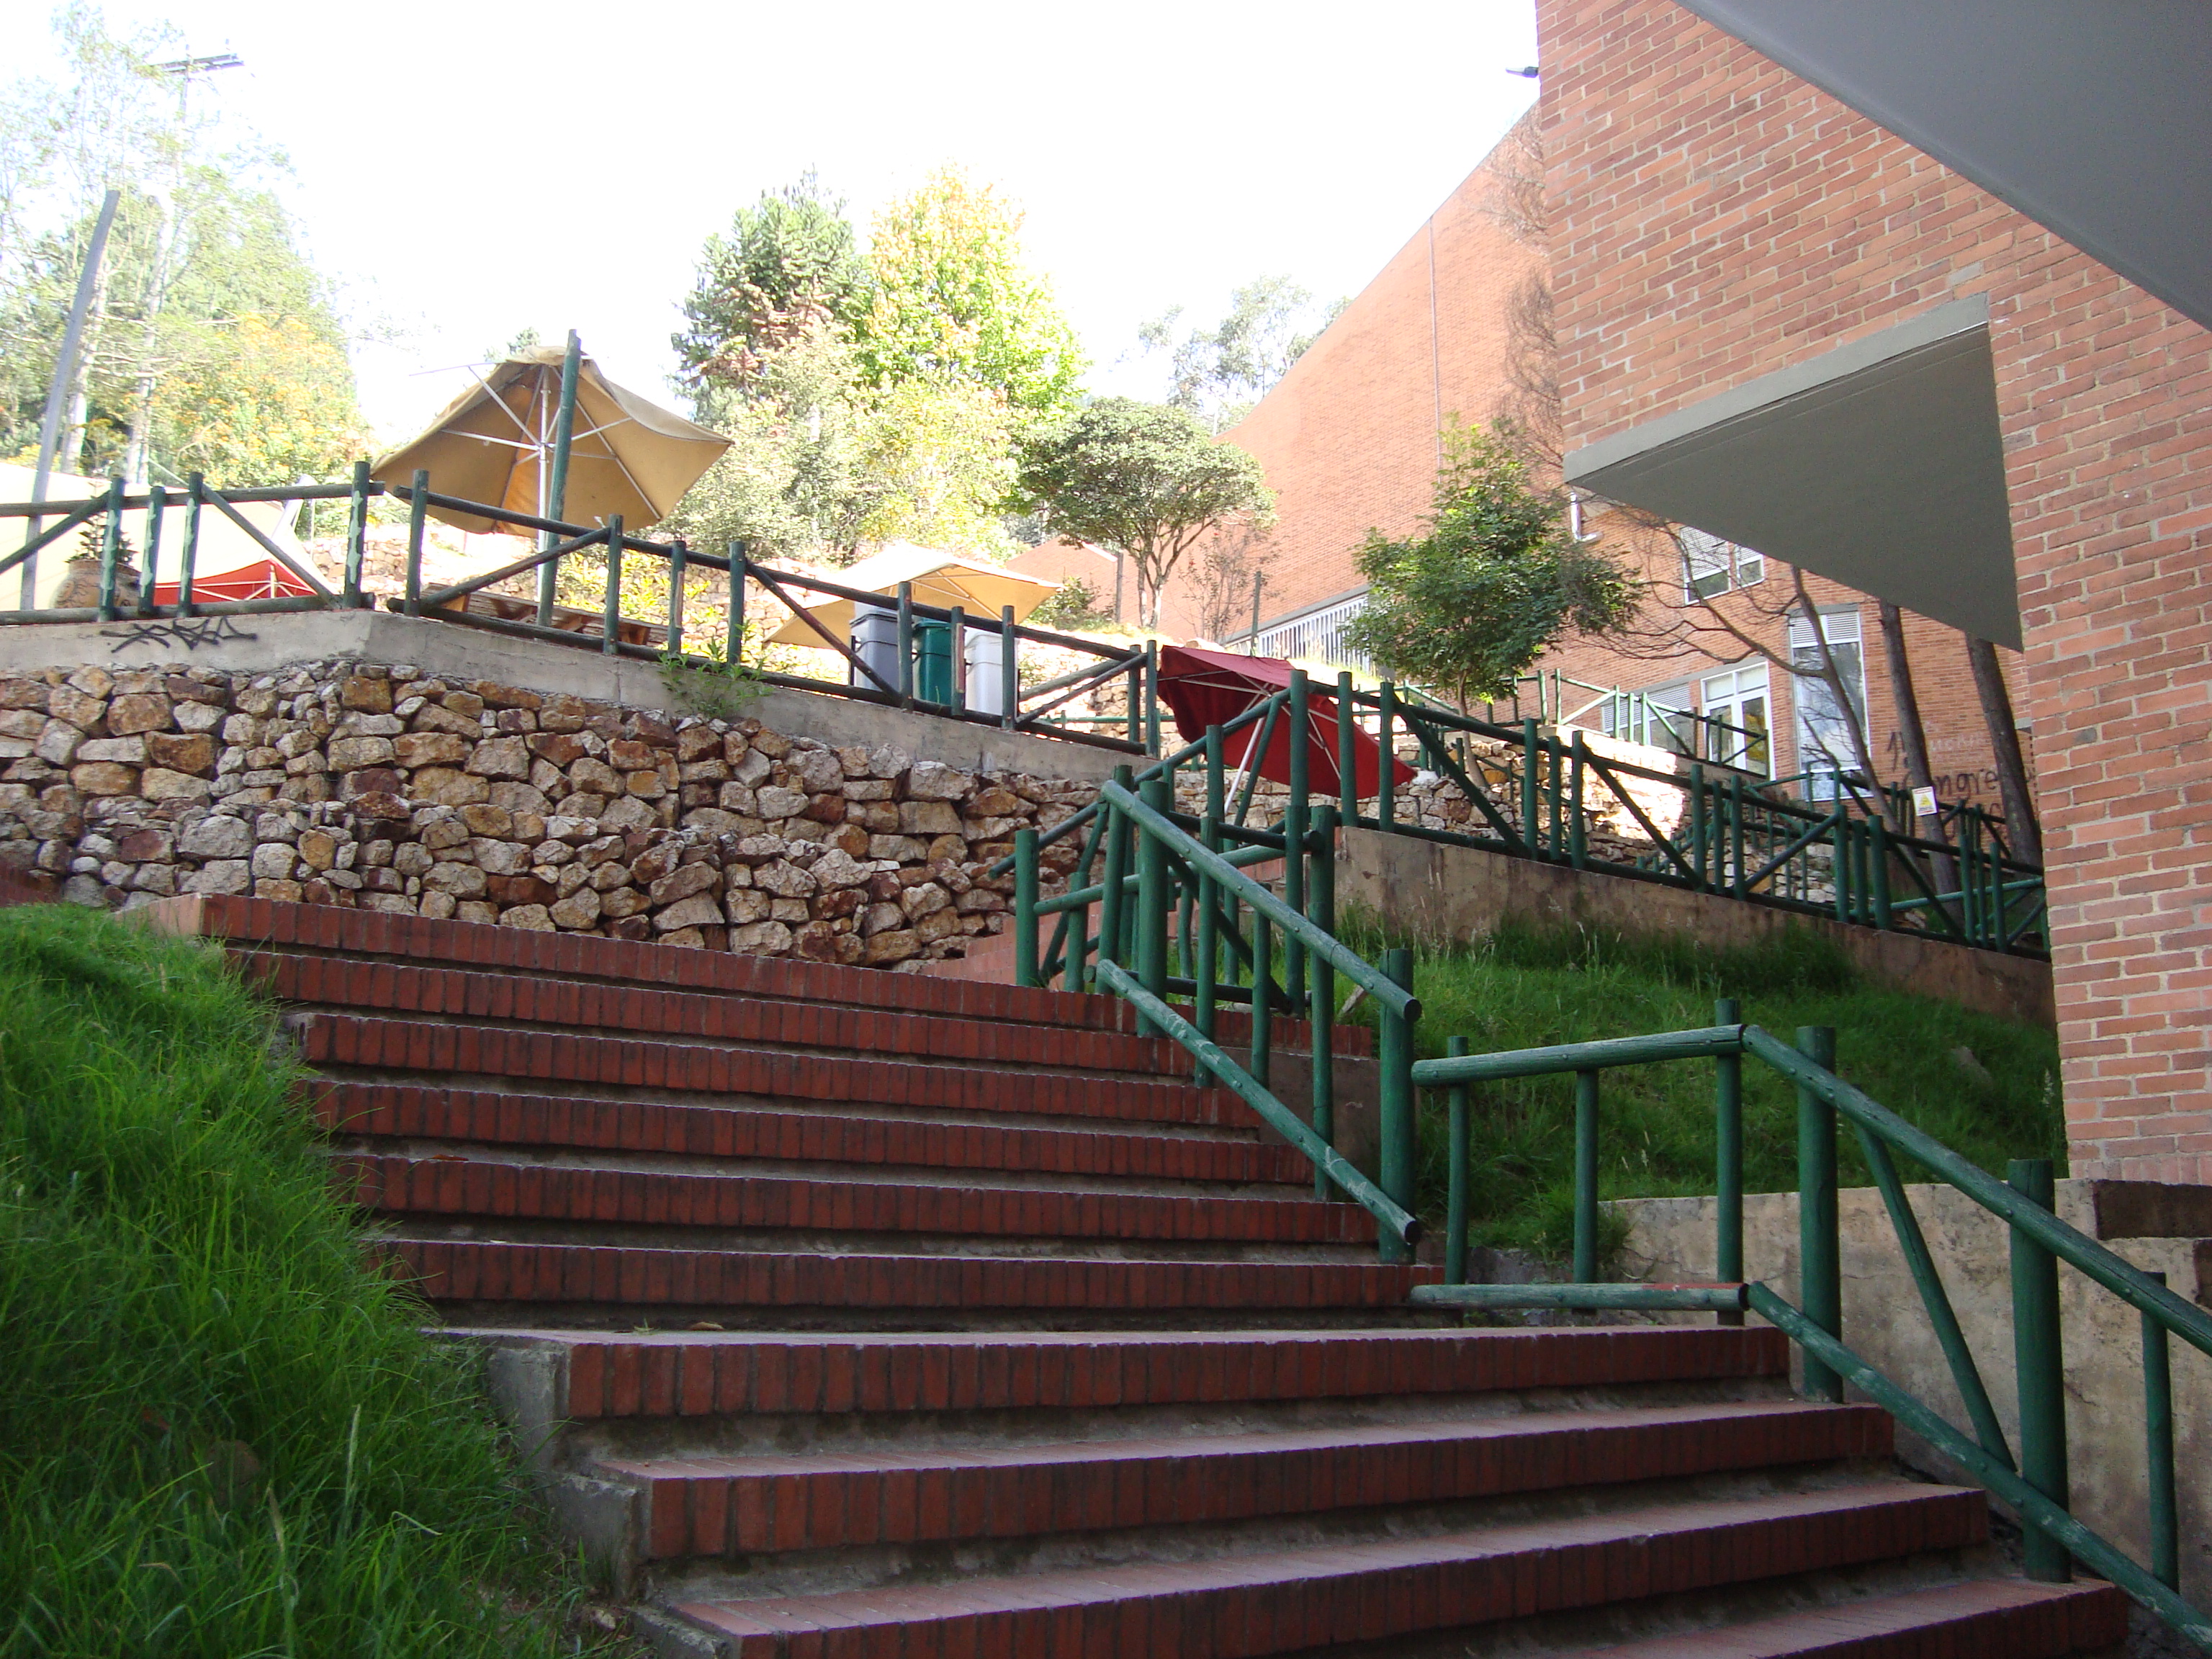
[1156,644,1411,799]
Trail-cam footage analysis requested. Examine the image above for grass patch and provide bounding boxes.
[1344,917,2064,1262]
[0,904,626,1657]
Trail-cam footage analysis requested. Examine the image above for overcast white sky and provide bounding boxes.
[6,0,1540,443]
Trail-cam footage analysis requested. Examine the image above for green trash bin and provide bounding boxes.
[913,619,953,706]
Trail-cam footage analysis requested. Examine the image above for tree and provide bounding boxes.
[857,166,1084,421]
[1342,421,1634,707]
[0,10,367,486]
[1017,398,1274,630]
[673,173,871,392]
[1140,276,1345,434]
[1964,634,2043,864]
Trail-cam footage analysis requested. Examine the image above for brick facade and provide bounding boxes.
[1537,0,2212,1182]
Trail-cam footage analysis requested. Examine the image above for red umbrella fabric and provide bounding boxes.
[1156,644,1412,799]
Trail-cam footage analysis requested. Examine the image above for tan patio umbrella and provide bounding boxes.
[765,542,1062,644]
[369,340,729,536]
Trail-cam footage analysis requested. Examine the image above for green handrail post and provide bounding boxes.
[1285,670,1310,1017]
[1249,907,1272,1090]
[178,472,202,616]
[727,541,746,664]
[1125,653,1141,748]
[1308,804,1339,1200]
[138,482,163,617]
[1570,729,1588,868]
[1096,766,1133,984]
[2010,1156,2072,1583]
[1013,827,1039,988]
[999,605,1019,731]
[1144,637,1161,756]
[1522,717,1541,855]
[97,475,124,621]
[1832,815,1851,924]
[1377,681,1396,830]
[1336,670,1358,824]
[1136,773,1171,1033]
[1714,997,1745,1326]
[1798,1025,1843,1402]
[2145,1268,2180,1591]
[344,458,369,608]
[1445,1034,1470,1285]
[896,582,915,709]
[1689,763,1708,891]
[1573,1069,1601,1284]
[948,605,966,718]
[405,469,429,615]
[1196,815,1219,1041]
[601,517,623,655]
[667,536,688,657]
[1730,775,1747,899]
[540,328,582,625]
[1547,734,1565,855]
[1378,946,1417,1265]
[1871,815,1894,928]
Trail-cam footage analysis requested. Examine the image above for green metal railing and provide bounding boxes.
[1411,1017,2210,1651]
[1,474,1162,757]
[1009,747,1428,1260]
[1003,669,2044,961]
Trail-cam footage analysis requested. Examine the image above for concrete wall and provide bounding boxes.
[1336,825,2055,1027]
[0,611,1128,786]
[1616,1181,2212,1606]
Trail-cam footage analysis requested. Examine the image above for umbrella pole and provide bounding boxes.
[538,330,582,626]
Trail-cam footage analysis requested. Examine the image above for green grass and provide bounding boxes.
[1341,918,2065,1263]
[0,904,628,1658]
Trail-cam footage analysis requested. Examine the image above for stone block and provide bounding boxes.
[393,732,469,768]
[140,768,211,801]
[653,893,724,932]
[70,761,137,796]
[340,675,392,713]
[147,732,216,775]
[78,735,148,764]
[327,734,395,770]
[106,693,170,735]
[863,927,918,964]
[465,735,531,779]
[184,859,252,895]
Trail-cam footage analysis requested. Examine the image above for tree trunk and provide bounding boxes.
[1791,570,1891,826]
[1877,601,1959,896]
[1966,635,2043,866]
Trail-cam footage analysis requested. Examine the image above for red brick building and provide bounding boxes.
[1537,0,2212,1182]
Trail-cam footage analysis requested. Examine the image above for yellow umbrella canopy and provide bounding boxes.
[369,346,729,537]
[765,543,1063,646]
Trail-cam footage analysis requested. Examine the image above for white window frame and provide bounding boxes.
[1681,528,1766,603]
[1699,660,1772,775]
[1788,606,1866,799]
[1601,679,1696,755]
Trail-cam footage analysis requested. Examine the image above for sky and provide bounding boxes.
[4,0,1541,444]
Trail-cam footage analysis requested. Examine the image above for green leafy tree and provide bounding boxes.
[0,9,366,486]
[673,173,871,392]
[858,166,1084,421]
[1141,275,1346,434]
[1018,398,1274,629]
[1342,421,1634,706]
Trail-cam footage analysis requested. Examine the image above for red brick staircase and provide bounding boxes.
[153,896,2128,1658]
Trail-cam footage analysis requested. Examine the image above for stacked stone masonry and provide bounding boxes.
[0,660,1097,971]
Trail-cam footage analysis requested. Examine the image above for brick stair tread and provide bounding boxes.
[323,1084,1311,1185]
[601,1401,1891,1557]
[304,1015,1236,1128]
[151,894,1139,1032]
[667,1482,1986,1658]
[392,1240,1435,1308]
[246,949,1190,1079]
[1557,1578,2128,1658]
[460,1326,1791,1420]
[345,1153,1374,1244]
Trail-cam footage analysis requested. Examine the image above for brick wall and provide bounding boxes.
[1539,0,2212,1181]
[1165,132,1541,632]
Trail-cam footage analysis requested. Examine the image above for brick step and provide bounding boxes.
[663,1483,1986,1659]
[343,1154,1375,1245]
[388,1239,1435,1311]
[1558,1578,2127,1658]
[602,1400,1890,1560]
[301,1015,1236,1129]
[323,1083,1313,1187]
[244,948,1190,1081]
[475,1326,1794,1424]
[152,894,1141,1034]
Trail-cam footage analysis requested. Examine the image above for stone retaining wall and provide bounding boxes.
[0,658,1093,970]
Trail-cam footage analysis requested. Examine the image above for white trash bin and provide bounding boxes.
[964,626,1007,716]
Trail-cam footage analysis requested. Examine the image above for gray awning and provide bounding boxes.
[1675,0,2212,335]
[1563,299,2020,648]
